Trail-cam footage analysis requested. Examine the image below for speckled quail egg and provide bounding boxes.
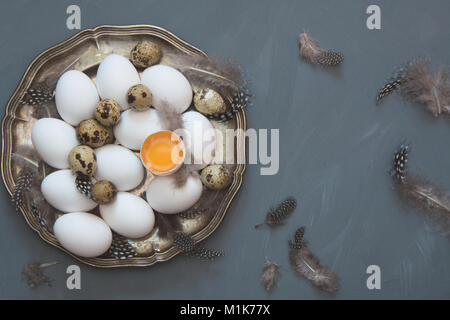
[76,119,113,148]
[91,180,117,204]
[200,165,233,190]
[126,84,152,111]
[68,145,97,177]
[130,41,161,68]
[95,99,121,126]
[194,88,227,115]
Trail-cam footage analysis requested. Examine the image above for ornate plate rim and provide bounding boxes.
[1,25,246,268]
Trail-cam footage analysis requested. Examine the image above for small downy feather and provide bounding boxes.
[377,60,450,115]
[298,32,343,67]
[289,227,339,293]
[255,196,297,229]
[261,260,280,292]
[155,100,184,131]
[172,164,199,189]
[167,53,250,121]
[400,60,450,116]
[22,261,58,288]
[154,212,183,239]
[392,145,450,230]
[167,53,245,92]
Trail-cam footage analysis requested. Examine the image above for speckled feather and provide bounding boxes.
[106,233,138,260]
[255,196,297,229]
[393,145,450,232]
[298,32,343,67]
[172,232,223,261]
[289,227,339,293]
[11,171,34,210]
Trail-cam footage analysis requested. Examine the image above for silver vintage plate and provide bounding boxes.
[1,25,246,267]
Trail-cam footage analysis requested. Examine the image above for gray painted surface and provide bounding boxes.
[0,0,449,299]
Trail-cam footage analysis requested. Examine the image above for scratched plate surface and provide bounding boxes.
[1,25,246,267]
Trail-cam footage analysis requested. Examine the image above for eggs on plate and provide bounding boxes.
[96,54,140,109]
[113,108,164,150]
[100,192,155,238]
[41,170,98,212]
[32,118,79,169]
[30,49,231,258]
[94,144,144,191]
[54,212,112,258]
[55,70,99,126]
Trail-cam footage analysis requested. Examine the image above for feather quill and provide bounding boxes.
[167,53,245,92]
[400,60,450,116]
[155,100,184,131]
[255,196,297,229]
[377,60,450,115]
[289,227,339,293]
[392,145,450,230]
[298,32,343,67]
[167,53,250,121]
[261,260,280,292]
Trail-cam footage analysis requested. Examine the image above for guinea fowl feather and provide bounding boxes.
[298,32,343,67]
[393,145,450,231]
[377,60,450,115]
[288,227,339,293]
[167,53,245,93]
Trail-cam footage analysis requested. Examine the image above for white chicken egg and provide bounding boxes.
[55,70,99,125]
[53,212,112,258]
[146,174,203,214]
[100,192,155,238]
[41,170,98,212]
[94,144,144,191]
[181,111,216,170]
[113,108,164,150]
[31,118,79,169]
[96,54,140,109]
[141,65,192,113]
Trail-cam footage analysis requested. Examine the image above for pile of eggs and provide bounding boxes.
[30,41,233,258]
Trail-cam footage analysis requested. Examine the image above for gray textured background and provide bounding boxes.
[1,0,449,300]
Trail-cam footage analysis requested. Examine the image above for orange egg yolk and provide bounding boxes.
[141,131,184,173]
